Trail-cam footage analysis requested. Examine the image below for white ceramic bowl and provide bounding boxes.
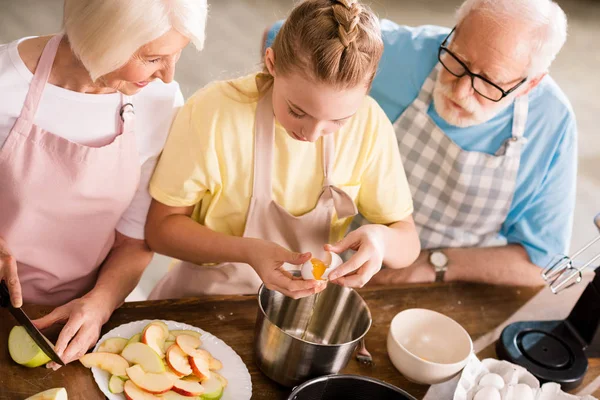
[387,308,473,385]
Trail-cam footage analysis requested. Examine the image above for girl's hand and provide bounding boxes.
[247,240,326,299]
[326,225,385,288]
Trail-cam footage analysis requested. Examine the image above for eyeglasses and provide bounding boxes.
[438,28,527,102]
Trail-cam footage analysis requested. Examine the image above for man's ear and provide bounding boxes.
[520,72,547,96]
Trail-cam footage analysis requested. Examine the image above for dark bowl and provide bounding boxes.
[288,374,418,400]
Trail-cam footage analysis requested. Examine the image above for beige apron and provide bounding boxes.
[149,90,357,299]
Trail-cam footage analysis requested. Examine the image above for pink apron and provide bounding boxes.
[0,35,140,306]
[149,89,358,299]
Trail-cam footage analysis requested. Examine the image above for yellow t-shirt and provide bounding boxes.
[149,74,413,243]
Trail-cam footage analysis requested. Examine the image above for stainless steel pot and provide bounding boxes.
[288,374,418,400]
[254,282,372,387]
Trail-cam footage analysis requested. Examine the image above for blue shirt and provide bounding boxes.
[267,21,577,267]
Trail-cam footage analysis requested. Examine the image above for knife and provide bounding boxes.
[0,281,65,366]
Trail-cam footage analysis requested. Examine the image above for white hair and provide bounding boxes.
[63,0,208,81]
[455,0,567,76]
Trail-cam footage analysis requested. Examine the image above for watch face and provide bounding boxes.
[430,251,448,267]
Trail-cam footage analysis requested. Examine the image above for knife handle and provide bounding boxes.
[0,281,11,308]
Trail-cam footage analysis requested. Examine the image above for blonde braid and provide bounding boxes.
[332,0,362,48]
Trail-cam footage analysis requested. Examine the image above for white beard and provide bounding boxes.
[432,79,509,128]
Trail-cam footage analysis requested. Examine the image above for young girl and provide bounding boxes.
[145,0,420,300]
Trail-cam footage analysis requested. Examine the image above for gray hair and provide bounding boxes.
[455,0,567,76]
[64,0,208,81]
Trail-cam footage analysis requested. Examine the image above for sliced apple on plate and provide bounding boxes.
[169,330,202,342]
[209,357,222,371]
[165,344,192,377]
[126,365,173,394]
[123,380,161,400]
[97,337,129,354]
[172,379,204,397]
[163,340,175,354]
[142,324,168,358]
[25,388,68,400]
[121,342,165,373]
[211,372,228,388]
[159,391,198,400]
[199,375,223,400]
[127,333,142,346]
[109,374,125,394]
[8,326,52,368]
[189,354,211,381]
[79,352,129,376]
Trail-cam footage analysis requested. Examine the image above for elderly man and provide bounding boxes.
[265,0,576,287]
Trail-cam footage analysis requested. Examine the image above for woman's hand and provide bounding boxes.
[0,237,22,308]
[247,240,326,299]
[326,225,386,288]
[33,292,113,369]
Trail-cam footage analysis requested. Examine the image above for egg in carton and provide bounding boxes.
[453,357,597,400]
[454,357,539,400]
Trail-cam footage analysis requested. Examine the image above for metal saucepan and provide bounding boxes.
[254,282,372,387]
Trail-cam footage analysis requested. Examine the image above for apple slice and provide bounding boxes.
[127,333,142,346]
[109,374,125,394]
[79,352,129,376]
[25,388,68,400]
[159,392,198,400]
[172,379,204,396]
[123,380,161,400]
[163,340,175,354]
[98,337,129,354]
[142,324,168,358]
[189,355,211,381]
[121,342,165,373]
[126,365,173,394]
[165,344,192,377]
[9,326,52,368]
[175,334,201,350]
[169,330,202,342]
[209,357,222,371]
[144,321,170,337]
[211,372,228,388]
[199,376,223,400]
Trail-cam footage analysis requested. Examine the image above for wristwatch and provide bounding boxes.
[428,250,449,282]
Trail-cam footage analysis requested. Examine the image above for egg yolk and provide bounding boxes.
[310,258,328,280]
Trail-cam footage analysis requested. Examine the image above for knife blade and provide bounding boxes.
[0,281,65,366]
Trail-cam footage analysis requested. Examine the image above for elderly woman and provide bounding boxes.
[0,0,207,366]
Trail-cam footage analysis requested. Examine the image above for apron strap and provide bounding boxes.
[18,34,63,123]
[411,64,441,115]
[511,94,529,140]
[321,132,358,219]
[252,90,275,199]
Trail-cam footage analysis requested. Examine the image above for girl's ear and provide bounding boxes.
[265,47,276,77]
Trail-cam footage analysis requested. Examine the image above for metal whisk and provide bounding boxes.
[542,213,600,293]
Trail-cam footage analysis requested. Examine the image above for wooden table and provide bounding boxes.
[1,282,599,400]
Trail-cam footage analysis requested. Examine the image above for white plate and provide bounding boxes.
[91,319,252,400]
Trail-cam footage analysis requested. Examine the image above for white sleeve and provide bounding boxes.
[116,86,185,240]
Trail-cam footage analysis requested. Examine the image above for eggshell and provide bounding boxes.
[473,386,501,400]
[300,251,343,280]
[478,373,505,390]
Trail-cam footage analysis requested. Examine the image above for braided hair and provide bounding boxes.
[258,0,383,92]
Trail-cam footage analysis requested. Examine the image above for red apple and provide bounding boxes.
[172,379,205,396]
[189,355,211,381]
[165,344,192,377]
[126,365,173,394]
[123,380,161,400]
[141,324,167,358]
